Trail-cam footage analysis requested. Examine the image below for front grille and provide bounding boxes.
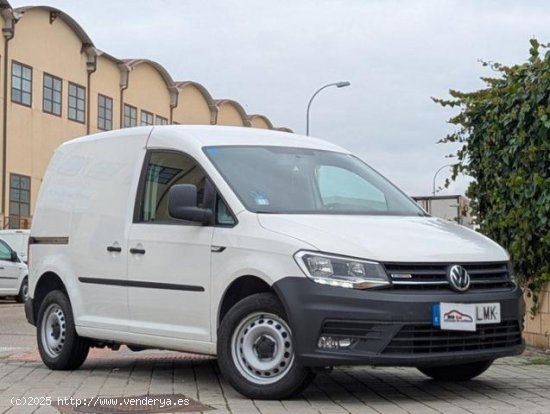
[384,262,514,291]
[383,320,522,354]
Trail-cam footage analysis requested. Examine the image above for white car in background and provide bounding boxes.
[0,237,29,302]
[0,229,30,263]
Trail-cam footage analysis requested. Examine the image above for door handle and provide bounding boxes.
[106,246,122,253]
[0,266,4,270]
[129,248,146,255]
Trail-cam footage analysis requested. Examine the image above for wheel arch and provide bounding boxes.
[33,272,68,323]
[217,275,277,327]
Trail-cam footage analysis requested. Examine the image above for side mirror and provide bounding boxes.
[10,250,19,262]
[168,184,212,224]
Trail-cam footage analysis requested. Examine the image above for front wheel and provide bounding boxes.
[16,277,28,303]
[37,290,90,370]
[217,293,315,399]
[418,359,494,381]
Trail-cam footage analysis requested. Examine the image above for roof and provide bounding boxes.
[156,125,348,152]
[248,114,274,129]
[66,125,348,153]
[175,81,215,106]
[122,59,176,88]
[214,99,251,126]
[14,6,94,46]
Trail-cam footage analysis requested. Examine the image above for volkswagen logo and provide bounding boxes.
[447,265,470,292]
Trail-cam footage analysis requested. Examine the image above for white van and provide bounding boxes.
[0,229,30,263]
[0,236,28,302]
[27,126,524,399]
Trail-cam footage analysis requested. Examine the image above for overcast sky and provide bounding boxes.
[11,0,550,196]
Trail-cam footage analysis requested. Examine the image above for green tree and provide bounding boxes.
[433,39,550,313]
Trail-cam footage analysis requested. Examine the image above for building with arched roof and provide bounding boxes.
[248,114,274,130]
[214,99,251,127]
[173,81,216,125]
[2,5,97,228]
[0,1,291,229]
[89,51,123,134]
[121,59,177,126]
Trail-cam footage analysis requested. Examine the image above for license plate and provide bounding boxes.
[433,302,501,331]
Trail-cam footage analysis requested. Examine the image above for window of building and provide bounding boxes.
[9,174,31,229]
[97,94,113,130]
[141,110,154,126]
[155,115,168,125]
[11,62,32,106]
[123,104,137,127]
[43,73,62,116]
[138,152,207,223]
[68,82,86,123]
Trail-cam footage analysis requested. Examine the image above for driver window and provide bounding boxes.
[140,152,207,223]
[317,165,387,211]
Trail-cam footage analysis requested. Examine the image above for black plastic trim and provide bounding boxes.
[28,236,69,245]
[25,297,35,326]
[272,276,525,367]
[78,277,205,292]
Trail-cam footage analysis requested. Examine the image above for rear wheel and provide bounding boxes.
[217,293,315,399]
[16,277,28,303]
[418,359,494,381]
[37,290,89,370]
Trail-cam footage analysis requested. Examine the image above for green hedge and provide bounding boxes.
[433,39,550,313]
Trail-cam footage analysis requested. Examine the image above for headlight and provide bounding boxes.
[294,251,390,289]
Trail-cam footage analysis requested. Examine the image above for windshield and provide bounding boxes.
[204,146,425,216]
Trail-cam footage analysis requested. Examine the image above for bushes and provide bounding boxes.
[434,39,550,312]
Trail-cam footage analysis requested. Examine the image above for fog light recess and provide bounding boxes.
[317,336,356,350]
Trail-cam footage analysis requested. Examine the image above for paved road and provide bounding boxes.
[1,301,550,414]
[0,300,35,353]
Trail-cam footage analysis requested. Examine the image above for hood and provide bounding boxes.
[258,214,508,263]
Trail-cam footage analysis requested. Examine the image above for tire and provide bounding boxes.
[418,359,494,381]
[217,292,315,399]
[36,290,90,370]
[16,277,28,303]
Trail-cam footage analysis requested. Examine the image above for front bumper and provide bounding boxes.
[273,277,525,367]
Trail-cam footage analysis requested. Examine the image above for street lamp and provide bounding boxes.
[306,81,351,136]
[432,163,455,196]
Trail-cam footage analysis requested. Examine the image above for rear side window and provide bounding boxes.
[138,152,208,223]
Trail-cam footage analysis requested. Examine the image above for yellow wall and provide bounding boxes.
[250,116,271,129]
[6,8,88,215]
[173,84,212,125]
[89,55,122,134]
[123,62,171,124]
[524,287,550,349]
[216,102,245,126]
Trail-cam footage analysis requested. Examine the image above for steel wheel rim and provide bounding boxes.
[21,281,28,301]
[41,304,66,358]
[231,312,295,385]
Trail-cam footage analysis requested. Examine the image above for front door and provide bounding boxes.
[127,151,213,341]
